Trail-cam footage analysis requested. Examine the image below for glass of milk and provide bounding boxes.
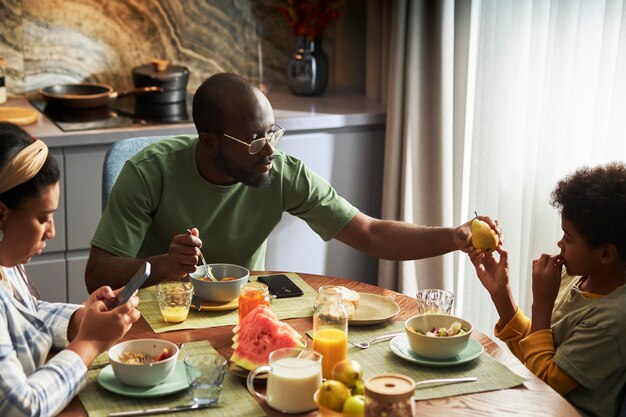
[247,347,323,413]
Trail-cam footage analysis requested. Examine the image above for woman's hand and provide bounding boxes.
[84,285,117,308]
[67,295,141,366]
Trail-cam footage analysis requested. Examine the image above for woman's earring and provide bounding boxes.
[0,229,3,242]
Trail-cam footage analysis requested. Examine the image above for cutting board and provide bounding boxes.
[0,106,38,125]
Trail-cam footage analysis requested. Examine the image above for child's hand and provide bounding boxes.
[468,245,510,296]
[531,254,564,307]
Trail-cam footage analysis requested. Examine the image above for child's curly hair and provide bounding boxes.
[550,162,626,258]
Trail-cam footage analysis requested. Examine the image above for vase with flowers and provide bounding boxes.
[280,0,343,96]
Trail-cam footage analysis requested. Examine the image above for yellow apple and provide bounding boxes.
[317,379,351,412]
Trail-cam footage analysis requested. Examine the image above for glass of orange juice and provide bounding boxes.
[156,282,194,323]
[238,282,270,323]
[312,286,348,378]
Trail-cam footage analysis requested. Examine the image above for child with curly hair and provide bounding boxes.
[469,162,626,417]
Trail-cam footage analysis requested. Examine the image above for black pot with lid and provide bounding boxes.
[132,59,189,104]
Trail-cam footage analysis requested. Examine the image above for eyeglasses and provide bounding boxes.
[218,123,285,154]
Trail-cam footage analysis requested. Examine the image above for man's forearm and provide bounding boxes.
[370,222,458,260]
[337,214,459,260]
[85,247,169,293]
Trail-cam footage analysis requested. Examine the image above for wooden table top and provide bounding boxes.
[58,272,581,417]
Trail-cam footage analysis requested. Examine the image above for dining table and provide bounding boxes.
[58,272,582,417]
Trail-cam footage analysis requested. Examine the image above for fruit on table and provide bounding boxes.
[342,395,365,415]
[317,379,352,412]
[332,359,363,389]
[471,217,499,251]
[231,305,304,371]
[352,380,365,395]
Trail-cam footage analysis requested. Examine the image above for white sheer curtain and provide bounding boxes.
[457,0,626,335]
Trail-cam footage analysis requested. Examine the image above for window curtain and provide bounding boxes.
[369,0,459,296]
[370,0,626,335]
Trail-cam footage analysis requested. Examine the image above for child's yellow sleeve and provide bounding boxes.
[494,307,531,360]
[519,330,580,395]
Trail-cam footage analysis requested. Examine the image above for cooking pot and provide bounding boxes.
[132,59,189,104]
[39,83,162,109]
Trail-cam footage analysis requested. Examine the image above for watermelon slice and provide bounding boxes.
[231,305,305,371]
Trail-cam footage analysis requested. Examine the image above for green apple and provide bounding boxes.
[331,359,363,388]
[352,380,365,396]
[317,380,351,412]
[342,395,365,415]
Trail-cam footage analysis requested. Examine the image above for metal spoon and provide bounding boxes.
[414,376,477,388]
[186,229,217,282]
[348,332,404,349]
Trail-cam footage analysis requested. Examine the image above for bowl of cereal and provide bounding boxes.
[404,314,472,360]
[108,339,179,386]
[189,263,249,302]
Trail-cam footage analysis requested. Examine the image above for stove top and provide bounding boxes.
[26,91,192,132]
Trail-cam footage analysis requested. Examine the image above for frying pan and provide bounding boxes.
[39,82,162,109]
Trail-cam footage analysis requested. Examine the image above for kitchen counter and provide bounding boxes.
[8,87,385,147]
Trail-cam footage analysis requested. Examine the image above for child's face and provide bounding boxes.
[557,216,603,276]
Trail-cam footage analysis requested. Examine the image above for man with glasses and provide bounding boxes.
[85,73,492,291]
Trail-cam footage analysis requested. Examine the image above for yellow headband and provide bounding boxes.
[0,139,49,194]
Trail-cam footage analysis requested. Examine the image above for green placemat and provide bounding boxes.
[312,322,527,401]
[78,341,265,417]
[140,273,318,333]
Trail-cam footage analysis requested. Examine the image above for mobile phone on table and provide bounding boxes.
[257,274,304,298]
[109,262,151,309]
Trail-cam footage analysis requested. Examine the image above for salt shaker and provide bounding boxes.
[365,373,415,417]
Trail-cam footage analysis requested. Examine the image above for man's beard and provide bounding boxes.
[215,146,275,188]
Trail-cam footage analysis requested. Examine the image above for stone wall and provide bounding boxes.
[0,0,364,95]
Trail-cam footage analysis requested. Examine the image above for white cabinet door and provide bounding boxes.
[64,145,108,251]
[24,253,67,302]
[265,127,384,285]
[67,251,90,304]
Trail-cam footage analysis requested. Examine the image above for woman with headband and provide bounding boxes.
[0,123,141,417]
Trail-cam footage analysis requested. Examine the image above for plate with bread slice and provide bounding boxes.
[349,292,400,326]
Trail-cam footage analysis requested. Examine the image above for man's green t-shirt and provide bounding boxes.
[91,135,359,270]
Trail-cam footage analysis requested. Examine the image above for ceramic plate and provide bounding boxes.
[349,293,400,326]
[191,295,239,311]
[228,362,267,380]
[97,361,188,397]
[390,334,484,367]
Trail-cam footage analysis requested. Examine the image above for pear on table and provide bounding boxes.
[471,217,499,252]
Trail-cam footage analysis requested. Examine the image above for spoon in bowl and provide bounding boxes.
[186,229,217,282]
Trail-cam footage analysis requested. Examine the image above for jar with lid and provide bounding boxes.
[312,285,348,378]
[0,57,6,104]
[365,373,415,417]
[238,281,270,323]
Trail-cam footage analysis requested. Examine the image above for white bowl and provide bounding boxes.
[108,339,179,387]
[189,263,249,302]
[404,314,472,360]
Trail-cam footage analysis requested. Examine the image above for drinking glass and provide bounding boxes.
[156,282,193,323]
[247,348,322,413]
[416,289,455,315]
[184,353,227,405]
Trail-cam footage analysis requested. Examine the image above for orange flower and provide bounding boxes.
[279,0,345,39]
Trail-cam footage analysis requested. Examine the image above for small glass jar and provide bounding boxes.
[365,374,415,417]
[312,285,348,378]
[238,281,270,323]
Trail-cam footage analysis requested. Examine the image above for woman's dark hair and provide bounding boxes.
[0,122,60,209]
[550,162,626,258]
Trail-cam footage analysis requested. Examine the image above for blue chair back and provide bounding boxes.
[102,136,168,211]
